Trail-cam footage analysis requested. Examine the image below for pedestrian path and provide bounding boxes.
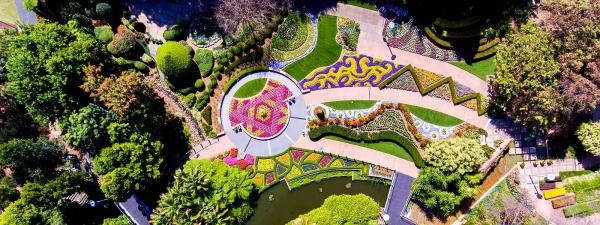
[15,0,37,25]
[324,3,489,95]
[303,87,491,129]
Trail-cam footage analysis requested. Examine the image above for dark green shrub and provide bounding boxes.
[223,48,264,74]
[201,106,212,123]
[209,76,218,89]
[95,3,113,19]
[193,49,214,77]
[182,93,196,108]
[231,46,241,55]
[133,61,147,71]
[130,21,146,33]
[214,64,224,73]
[194,79,205,90]
[156,41,193,82]
[114,57,133,65]
[163,25,183,41]
[226,51,234,61]
[194,92,209,110]
[140,54,154,64]
[109,30,137,56]
[94,26,114,42]
[179,87,195,95]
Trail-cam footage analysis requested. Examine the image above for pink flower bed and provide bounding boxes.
[319,155,333,167]
[291,149,305,163]
[229,80,292,139]
[222,148,255,170]
[265,172,275,184]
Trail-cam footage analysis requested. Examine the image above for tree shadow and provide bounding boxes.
[124,0,212,27]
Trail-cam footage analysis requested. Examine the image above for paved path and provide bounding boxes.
[385,172,417,225]
[324,4,489,95]
[304,87,491,129]
[15,0,37,25]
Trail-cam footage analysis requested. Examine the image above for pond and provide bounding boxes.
[245,177,390,225]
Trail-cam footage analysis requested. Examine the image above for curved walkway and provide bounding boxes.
[324,3,489,95]
[304,87,491,129]
[15,0,37,25]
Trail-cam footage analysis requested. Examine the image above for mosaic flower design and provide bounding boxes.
[299,54,403,90]
[266,172,275,184]
[275,153,291,165]
[276,163,287,177]
[304,153,321,164]
[257,159,275,171]
[330,159,345,168]
[291,149,305,163]
[229,80,292,139]
[252,173,265,187]
[286,165,303,180]
[302,164,317,172]
[344,159,355,166]
[319,155,333,168]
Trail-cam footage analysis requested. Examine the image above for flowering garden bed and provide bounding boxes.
[221,148,379,192]
[229,79,292,139]
[299,54,403,90]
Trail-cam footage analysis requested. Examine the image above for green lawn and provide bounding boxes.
[338,0,378,11]
[323,100,377,110]
[448,56,496,80]
[0,0,19,24]
[325,135,414,162]
[405,105,464,127]
[284,15,342,81]
[233,78,267,98]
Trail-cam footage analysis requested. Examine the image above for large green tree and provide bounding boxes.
[424,138,486,175]
[287,194,380,225]
[152,160,255,225]
[0,90,39,142]
[411,167,482,217]
[0,171,93,225]
[3,23,106,124]
[100,167,135,201]
[61,104,116,153]
[0,138,64,182]
[0,174,18,209]
[492,21,560,128]
[577,122,600,156]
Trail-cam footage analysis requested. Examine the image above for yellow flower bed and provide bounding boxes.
[252,173,265,187]
[257,159,275,171]
[304,153,321,164]
[543,188,567,199]
[330,159,345,168]
[286,165,303,180]
[275,153,291,165]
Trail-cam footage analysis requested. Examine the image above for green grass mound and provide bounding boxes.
[233,78,267,98]
[323,100,376,110]
[406,104,463,127]
[284,15,342,81]
[325,135,413,162]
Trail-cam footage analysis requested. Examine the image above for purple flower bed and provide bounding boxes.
[223,156,237,166]
[455,82,476,98]
[291,149,305,163]
[344,159,355,166]
[276,163,287,176]
[319,155,333,167]
[301,164,317,172]
[383,18,459,61]
[299,54,403,91]
[266,172,275,184]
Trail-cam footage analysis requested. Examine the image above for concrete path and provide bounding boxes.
[304,87,491,129]
[15,0,37,25]
[324,4,489,95]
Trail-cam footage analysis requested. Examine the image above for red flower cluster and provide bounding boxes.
[229,148,238,158]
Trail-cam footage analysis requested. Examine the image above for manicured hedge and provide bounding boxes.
[308,125,424,167]
[378,65,488,115]
[94,26,114,42]
[543,188,566,199]
[563,201,600,217]
[560,170,594,179]
[223,48,264,75]
[201,106,212,124]
[163,25,184,41]
[194,79,205,90]
[156,41,193,81]
[194,49,214,77]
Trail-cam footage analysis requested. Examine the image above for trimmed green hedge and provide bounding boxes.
[308,125,424,167]
[156,41,193,81]
[194,49,213,77]
[378,65,488,115]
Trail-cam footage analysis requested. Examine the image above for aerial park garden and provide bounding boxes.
[0,0,598,225]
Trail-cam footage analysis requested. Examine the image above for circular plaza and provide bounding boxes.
[220,70,307,157]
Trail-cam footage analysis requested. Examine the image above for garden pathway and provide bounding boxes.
[15,0,37,25]
[303,87,491,129]
[324,3,489,95]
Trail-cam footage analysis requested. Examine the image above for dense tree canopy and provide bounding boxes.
[0,90,39,143]
[424,138,486,175]
[152,160,255,225]
[61,104,116,153]
[0,174,18,209]
[100,167,135,201]
[102,215,130,225]
[82,68,150,116]
[0,171,93,225]
[577,122,600,156]
[213,0,283,34]
[411,167,482,217]
[3,23,106,124]
[492,21,560,128]
[0,138,64,182]
[287,194,380,225]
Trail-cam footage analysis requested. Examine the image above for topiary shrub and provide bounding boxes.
[194,79,205,90]
[156,41,193,83]
[163,25,184,41]
[133,61,147,71]
[140,54,154,64]
[94,26,114,42]
[95,3,113,19]
[193,49,213,77]
[109,30,137,56]
[179,87,195,95]
[214,64,224,73]
[182,93,196,108]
